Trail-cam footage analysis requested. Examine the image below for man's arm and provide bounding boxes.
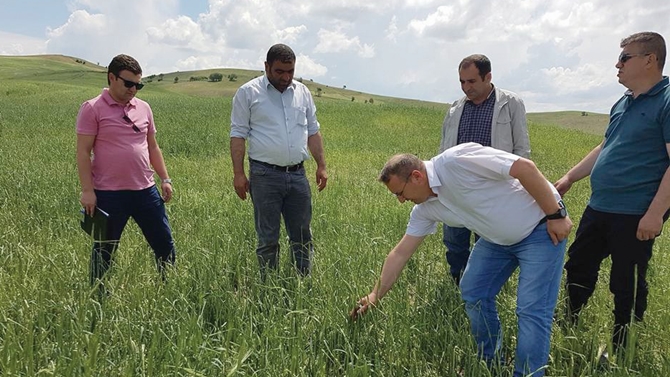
[637,143,670,240]
[148,133,173,203]
[509,96,531,158]
[438,101,459,153]
[509,158,573,245]
[76,134,97,216]
[554,141,604,196]
[231,137,249,200]
[307,131,327,191]
[351,234,426,320]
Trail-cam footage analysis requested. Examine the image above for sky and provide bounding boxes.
[1,0,669,114]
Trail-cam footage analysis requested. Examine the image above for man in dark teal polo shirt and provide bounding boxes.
[555,31,670,359]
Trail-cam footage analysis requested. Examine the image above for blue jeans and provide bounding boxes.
[460,223,565,377]
[91,185,175,283]
[443,224,479,282]
[249,160,313,277]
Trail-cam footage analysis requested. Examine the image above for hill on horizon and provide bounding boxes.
[0,54,609,134]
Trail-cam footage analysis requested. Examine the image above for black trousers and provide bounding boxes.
[565,206,665,351]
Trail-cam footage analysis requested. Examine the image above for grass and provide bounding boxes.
[0,54,668,376]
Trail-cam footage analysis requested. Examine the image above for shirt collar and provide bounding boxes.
[624,76,669,98]
[466,84,496,104]
[424,160,442,196]
[101,88,137,108]
[262,75,296,92]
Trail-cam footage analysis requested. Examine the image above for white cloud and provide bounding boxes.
[46,10,107,38]
[1,0,669,113]
[272,25,308,45]
[386,16,399,42]
[314,29,375,58]
[541,64,611,95]
[0,31,47,55]
[295,53,328,78]
[146,16,208,50]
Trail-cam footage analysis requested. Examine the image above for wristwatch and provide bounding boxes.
[162,178,172,185]
[546,200,567,220]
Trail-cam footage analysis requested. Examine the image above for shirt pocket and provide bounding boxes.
[496,107,511,126]
[295,107,308,127]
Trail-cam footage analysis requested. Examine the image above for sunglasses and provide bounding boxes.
[115,74,144,90]
[618,52,651,63]
[122,115,141,133]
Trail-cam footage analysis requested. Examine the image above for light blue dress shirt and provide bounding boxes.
[230,75,320,167]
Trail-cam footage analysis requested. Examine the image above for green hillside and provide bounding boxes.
[0,54,608,131]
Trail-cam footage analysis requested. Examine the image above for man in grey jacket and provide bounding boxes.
[439,54,530,285]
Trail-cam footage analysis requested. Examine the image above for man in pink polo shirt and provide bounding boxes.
[76,54,175,285]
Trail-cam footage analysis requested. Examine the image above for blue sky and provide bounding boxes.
[1,0,669,113]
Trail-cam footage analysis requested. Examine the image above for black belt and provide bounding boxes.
[538,216,548,226]
[250,159,304,172]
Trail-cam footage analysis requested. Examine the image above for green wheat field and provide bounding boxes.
[1,55,669,376]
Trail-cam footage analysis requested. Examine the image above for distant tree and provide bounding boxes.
[316,87,322,97]
[174,76,179,83]
[364,100,368,104]
[227,73,238,82]
[369,98,374,104]
[351,96,355,102]
[297,77,303,83]
[209,73,223,82]
[158,73,164,82]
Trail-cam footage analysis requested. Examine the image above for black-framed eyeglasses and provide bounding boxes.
[393,173,412,198]
[618,52,651,64]
[115,73,144,90]
[122,115,141,133]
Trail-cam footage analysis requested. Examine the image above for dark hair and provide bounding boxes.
[107,54,142,85]
[459,54,491,80]
[378,154,422,183]
[266,44,296,66]
[621,32,666,70]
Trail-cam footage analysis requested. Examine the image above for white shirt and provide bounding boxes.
[406,143,560,245]
[230,75,320,166]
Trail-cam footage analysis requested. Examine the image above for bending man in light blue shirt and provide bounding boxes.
[230,44,328,278]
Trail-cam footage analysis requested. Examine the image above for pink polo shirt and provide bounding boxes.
[76,88,157,190]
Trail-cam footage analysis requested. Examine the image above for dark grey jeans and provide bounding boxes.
[249,160,313,277]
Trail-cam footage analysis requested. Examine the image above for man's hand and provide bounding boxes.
[234,173,250,200]
[547,217,573,245]
[80,190,97,216]
[315,166,328,191]
[637,213,664,241]
[349,292,377,321]
[161,182,173,203]
[554,176,573,197]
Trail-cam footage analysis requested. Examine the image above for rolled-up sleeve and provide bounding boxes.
[304,89,320,136]
[230,87,251,139]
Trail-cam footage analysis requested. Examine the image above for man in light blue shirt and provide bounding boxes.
[230,44,328,278]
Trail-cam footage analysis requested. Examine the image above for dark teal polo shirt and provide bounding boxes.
[590,76,670,214]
